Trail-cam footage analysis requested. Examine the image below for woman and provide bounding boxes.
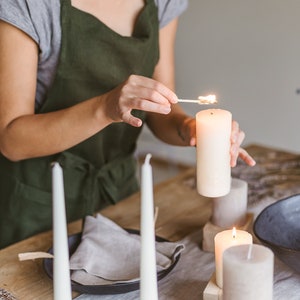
[0,0,255,249]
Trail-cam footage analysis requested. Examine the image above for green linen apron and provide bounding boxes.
[0,0,159,248]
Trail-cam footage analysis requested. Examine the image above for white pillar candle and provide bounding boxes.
[214,228,252,288]
[52,162,72,300]
[196,109,232,197]
[212,178,248,228]
[140,154,158,300]
[223,244,274,300]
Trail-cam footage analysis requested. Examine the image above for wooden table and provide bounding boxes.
[0,166,211,299]
[1,144,299,299]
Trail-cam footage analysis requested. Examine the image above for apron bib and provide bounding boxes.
[0,0,159,248]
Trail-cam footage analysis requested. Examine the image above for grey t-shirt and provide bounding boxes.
[0,0,188,109]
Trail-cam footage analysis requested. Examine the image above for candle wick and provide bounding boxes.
[247,244,253,260]
[145,153,152,165]
[232,227,237,239]
[51,161,60,168]
[154,206,159,226]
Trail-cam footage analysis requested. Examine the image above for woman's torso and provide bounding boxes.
[0,0,188,110]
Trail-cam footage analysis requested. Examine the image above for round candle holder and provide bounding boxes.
[211,178,248,228]
[202,178,252,253]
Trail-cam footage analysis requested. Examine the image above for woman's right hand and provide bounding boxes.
[100,74,178,127]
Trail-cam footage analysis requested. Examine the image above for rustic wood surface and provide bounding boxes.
[0,144,288,299]
[0,167,210,299]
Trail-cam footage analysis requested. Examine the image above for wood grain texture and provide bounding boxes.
[0,144,281,299]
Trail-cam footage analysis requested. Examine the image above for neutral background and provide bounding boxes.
[137,0,300,165]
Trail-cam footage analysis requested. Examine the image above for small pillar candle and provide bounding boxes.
[223,244,274,300]
[52,162,72,300]
[212,178,248,228]
[196,109,232,197]
[214,228,252,288]
[140,154,158,300]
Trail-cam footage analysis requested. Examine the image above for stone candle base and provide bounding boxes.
[203,273,223,300]
[202,213,253,252]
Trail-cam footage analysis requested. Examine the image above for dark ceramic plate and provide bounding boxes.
[253,193,300,273]
[43,229,180,295]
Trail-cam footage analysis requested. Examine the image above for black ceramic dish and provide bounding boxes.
[253,193,300,273]
[43,229,180,295]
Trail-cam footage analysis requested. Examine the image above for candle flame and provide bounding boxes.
[232,227,237,239]
[197,94,217,104]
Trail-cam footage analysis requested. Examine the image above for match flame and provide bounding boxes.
[197,94,217,104]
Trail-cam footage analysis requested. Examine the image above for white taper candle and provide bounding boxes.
[52,162,72,300]
[140,154,158,300]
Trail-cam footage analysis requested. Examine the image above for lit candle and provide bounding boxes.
[140,154,158,300]
[196,109,232,197]
[211,178,248,228]
[214,228,252,288]
[223,244,274,300]
[52,162,72,300]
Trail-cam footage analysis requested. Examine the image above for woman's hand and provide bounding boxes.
[100,75,178,127]
[230,120,256,167]
[179,117,256,167]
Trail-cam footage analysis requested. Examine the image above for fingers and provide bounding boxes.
[230,121,242,166]
[238,148,256,166]
[230,133,245,166]
[130,94,172,115]
[122,113,143,127]
[104,75,179,126]
[122,75,177,114]
[231,120,245,145]
[131,75,178,105]
[114,75,178,126]
[189,137,196,146]
[230,120,256,167]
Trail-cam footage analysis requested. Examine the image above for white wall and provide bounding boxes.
[137,0,300,164]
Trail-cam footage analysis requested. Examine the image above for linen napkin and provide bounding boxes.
[74,229,300,300]
[69,214,184,285]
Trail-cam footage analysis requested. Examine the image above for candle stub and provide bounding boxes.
[196,109,232,197]
[223,244,274,300]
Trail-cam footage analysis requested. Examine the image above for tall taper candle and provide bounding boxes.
[196,109,232,197]
[140,154,158,300]
[52,162,72,300]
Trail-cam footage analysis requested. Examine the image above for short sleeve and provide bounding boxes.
[0,0,62,109]
[0,0,39,43]
[155,0,189,28]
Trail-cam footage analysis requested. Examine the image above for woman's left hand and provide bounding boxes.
[230,120,256,167]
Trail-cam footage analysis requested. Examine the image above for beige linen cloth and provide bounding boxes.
[69,214,184,285]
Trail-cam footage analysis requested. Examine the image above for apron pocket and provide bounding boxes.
[0,175,52,247]
[0,173,85,248]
